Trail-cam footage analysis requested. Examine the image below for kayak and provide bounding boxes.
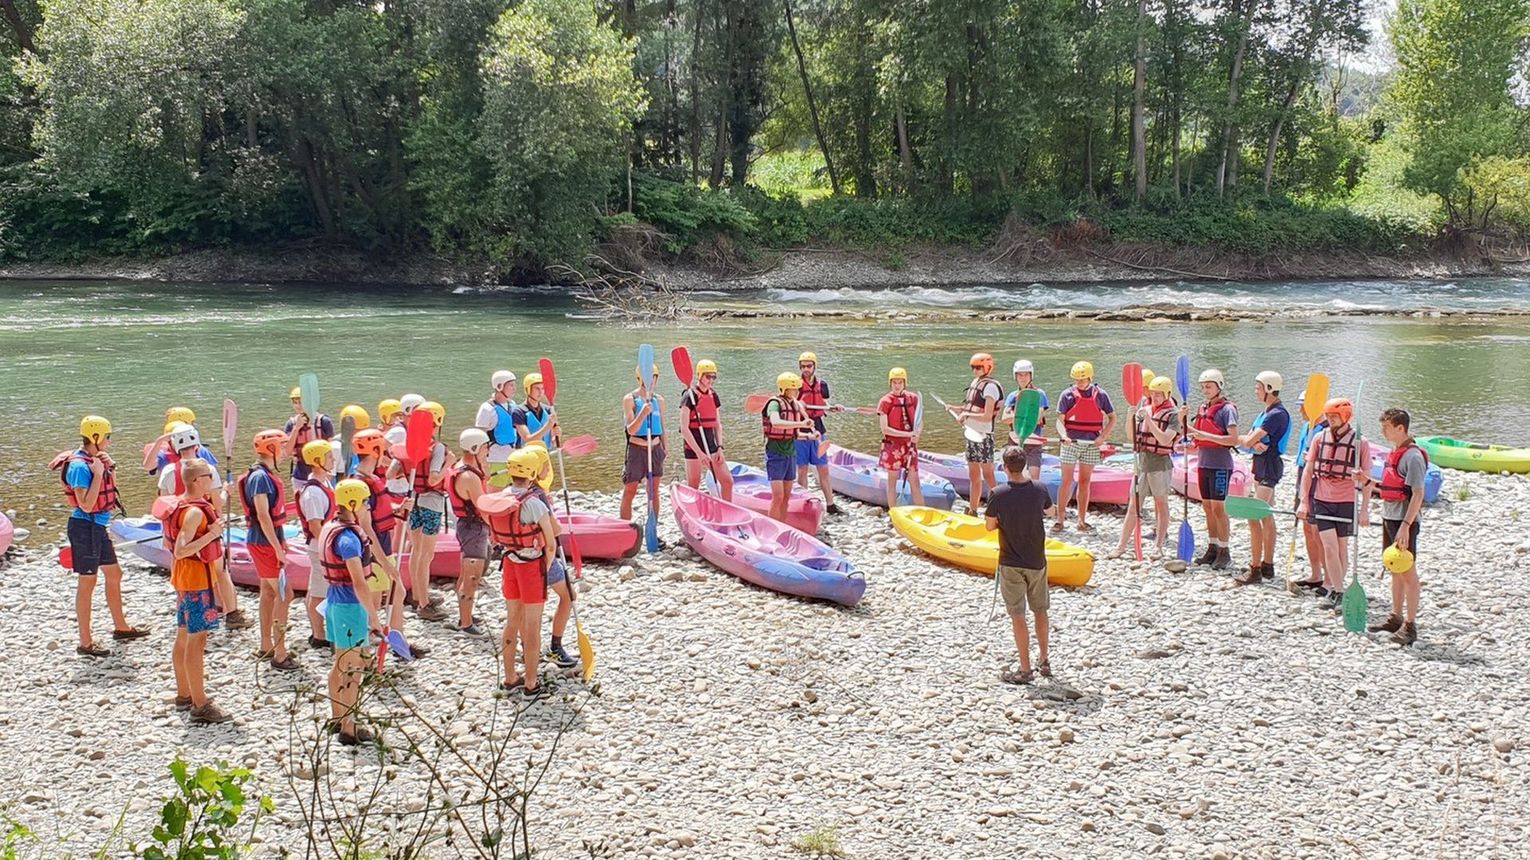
[1367,444,1444,503]
[1416,436,1530,475]
[0,513,12,556]
[721,462,825,534]
[670,483,864,606]
[917,448,1132,506]
[888,506,1094,587]
[110,517,303,588]
[825,445,958,509]
[1170,452,1253,502]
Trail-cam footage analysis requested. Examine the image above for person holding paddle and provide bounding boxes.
[403,402,451,622]
[795,352,843,515]
[447,428,493,636]
[619,365,667,522]
[166,460,234,724]
[679,358,733,500]
[241,429,298,670]
[1297,398,1372,609]
[877,368,923,508]
[1360,408,1426,644]
[1290,394,1331,590]
[1110,376,1178,559]
[762,372,817,522]
[319,479,385,745]
[946,353,1004,513]
[488,449,559,699]
[1053,361,1117,533]
[516,373,559,448]
[53,415,148,657]
[1001,359,1049,481]
[474,371,521,463]
[1184,369,1239,569]
[284,386,334,494]
[1234,372,1291,585]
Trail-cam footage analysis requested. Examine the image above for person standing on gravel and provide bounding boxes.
[1297,398,1372,609]
[1001,359,1049,481]
[284,386,334,495]
[1234,372,1291,585]
[1185,369,1239,569]
[795,352,843,515]
[165,460,233,724]
[475,371,521,464]
[1110,376,1178,560]
[948,353,1005,513]
[985,446,1057,685]
[763,372,816,523]
[1054,361,1116,533]
[877,368,923,508]
[1360,409,1427,645]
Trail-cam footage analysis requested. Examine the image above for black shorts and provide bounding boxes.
[1198,467,1231,502]
[1252,456,1284,488]
[681,428,722,460]
[1383,519,1418,555]
[67,517,117,575]
[1312,499,1355,536]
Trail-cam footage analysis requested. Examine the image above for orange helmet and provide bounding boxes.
[353,428,387,459]
[252,429,286,459]
[1323,397,1354,425]
[969,353,994,374]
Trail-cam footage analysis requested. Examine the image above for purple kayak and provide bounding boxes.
[671,483,864,606]
[719,461,824,534]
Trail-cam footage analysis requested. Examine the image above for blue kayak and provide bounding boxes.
[825,445,958,509]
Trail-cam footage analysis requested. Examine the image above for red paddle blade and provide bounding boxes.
[670,346,693,386]
[539,357,557,404]
[743,393,770,413]
[405,410,435,464]
[1123,362,1143,406]
[567,532,585,581]
[59,546,73,568]
[560,434,598,457]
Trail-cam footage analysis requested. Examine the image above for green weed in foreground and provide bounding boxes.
[134,759,271,860]
[792,824,846,857]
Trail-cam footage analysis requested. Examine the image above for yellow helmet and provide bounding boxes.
[696,359,718,376]
[777,372,804,393]
[301,439,336,470]
[79,415,112,444]
[524,441,552,480]
[1070,361,1094,381]
[798,352,817,365]
[339,404,371,429]
[888,367,908,382]
[506,448,541,480]
[377,398,403,423]
[523,372,544,391]
[421,401,446,427]
[164,406,196,426]
[1148,376,1173,394]
[289,387,302,400]
[334,478,371,513]
[1381,545,1414,575]
[1141,368,1155,390]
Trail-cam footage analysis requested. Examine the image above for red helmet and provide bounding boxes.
[969,353,994,374]
[353,428,387,459]
[252,429,286,459]
[1323,397,1354,425]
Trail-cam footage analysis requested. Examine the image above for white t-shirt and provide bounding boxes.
[416,442,450,513]
[299,483,332,550]
[384,424,406,447]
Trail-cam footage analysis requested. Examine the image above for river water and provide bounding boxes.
[3,278,1528,515]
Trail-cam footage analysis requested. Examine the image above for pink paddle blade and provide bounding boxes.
[560,435,598,458]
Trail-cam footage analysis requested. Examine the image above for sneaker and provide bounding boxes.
[826,504,843,515]
[1294,579,1325,590]
[1210,547,1231,571]
[1194,547,1217,566]
[337,726,376,746]
[1260,563,1275,581]
[1392,622,1417,646]
[415,604,448,623]
[1368,614,1403,634]
[1233,567,1262,586]
[460,623,485,637]
[174,695,193,712]
[270,655,300,672]
[308,636,332,651]
[223,609,254,630]
[189,702,233,725]
[545,643,577,669]
[1321,592,1342,610]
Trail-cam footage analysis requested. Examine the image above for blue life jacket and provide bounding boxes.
[489,401,519,448]
[630,394,663,439]
[522,402,555,445]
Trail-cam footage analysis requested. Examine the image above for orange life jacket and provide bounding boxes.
[319,521,373,587]
[1378,441,1427,503]
[1135,399,1177,456]
[237,463,288,531]
[1193,398,1234,450]
[485,491,546,557]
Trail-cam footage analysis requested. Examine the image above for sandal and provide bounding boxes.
[1106,549,1125,560]
[1077,523,1095,533]
[1000,668,1035,685]
[1038,659,1052,678]
[1050,522,1065,534]
[76,642,109,657]
[111,626,149,641]
[499,677,523,692]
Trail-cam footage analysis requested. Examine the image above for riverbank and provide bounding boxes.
[5,243,1530,291]
[1,474,1526,857]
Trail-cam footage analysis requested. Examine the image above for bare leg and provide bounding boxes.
[684,457,703,490]
[712,459,734,502]
[1056,464,1075,527]
[619,483,638,520]
[1113,494,1140,557]
[501,601,522,682]
[884,469,900,509]
[1009,614,1031,673]
[1303,521,1324,580]
[187,631,209,707]
[258,579,277,654]
[815,464,833,506]
[519,602,544,689]
[909,468,925,506]
[1034,611,1049,666]
[102,564,130,630]
[1076,464,1095,527]
[457,558,486,627]
[550,580,572,638]
[966,462,982,511]
[981,463,998,502]
[1401,570,1420,623]
[174,628,190,699]
[1153,495,1171,555]
[76,574,96,648]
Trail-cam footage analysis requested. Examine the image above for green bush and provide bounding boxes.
[631,176,758,253]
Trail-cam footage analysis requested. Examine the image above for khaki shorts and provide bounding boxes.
[998,564,1049,616]
[1136,468,1172,499]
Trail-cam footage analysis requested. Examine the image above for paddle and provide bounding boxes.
[932,393,983,444]
[299,372,320,430]
[339,415,356,478]
[1120,363,1144,560]
[1174,355,1195,563]
[1225,495,1274,520]
[379,410,434,669]
[742,393,863,414]
[221,398,237,570]
[560,435,598,458]
[637,344,661,553]
[1343,382,1367,634]
[539,357,587,576]
[1285,372,1331,592]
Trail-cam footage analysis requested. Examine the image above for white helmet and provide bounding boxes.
[1199,369,1225,387]
[459,427,491,453]
[1255,370,1282,393]
[400,393,426,413]
[168,422,201,452]
[1012,359,1034,374]
[491,370,516,390]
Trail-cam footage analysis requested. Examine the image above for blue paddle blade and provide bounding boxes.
[645,505,659,552]
[387,629,414,662]
[1177,521,1195,562]
[1174,355,1190,401]
[637,343,655,380]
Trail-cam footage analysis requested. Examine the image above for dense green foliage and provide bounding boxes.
[0,0,1527,270]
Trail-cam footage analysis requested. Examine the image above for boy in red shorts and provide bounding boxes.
[491,448,558,699]
[877,368,924,508]
[168,461,233,724]
[239,429,298,670]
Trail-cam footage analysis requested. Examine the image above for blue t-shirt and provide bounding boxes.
[284,414,334,481]
[1196,401,1240,470]
[1055,385,1115,442]
[66,458,112,525]
[1249,404,1291,468]
[152,446,219,475]
[242,468,281,547]
[1004,388,1051,437]
[327,529,364,604]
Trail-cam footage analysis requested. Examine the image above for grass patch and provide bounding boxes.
[791,824,846,857]
[1456,483,1471,501]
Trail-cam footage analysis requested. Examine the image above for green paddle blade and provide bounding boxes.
[1013,389,1041,441]
[1224,495,1274,520]
[1343,578,1367,633]
[298,372,320,423]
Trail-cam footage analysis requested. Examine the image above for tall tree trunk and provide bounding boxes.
[1261,80,1301,193]
[688,0,704,184]
[0,0,36,56]
[1131,0,1148,203]
[940,75,956,195]
[708,2,731,187]
[783,0,840,195]
[1215,0,1252,198]
[895,94,914,194]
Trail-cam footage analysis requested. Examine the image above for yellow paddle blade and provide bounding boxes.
[577,620,596,682]
[365,562,392,594]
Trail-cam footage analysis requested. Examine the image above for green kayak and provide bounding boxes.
[1417,436,1530,474]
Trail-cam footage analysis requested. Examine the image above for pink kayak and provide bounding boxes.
[0,512,12,556]
[1056,462,1134,506]
[1171,453,1253,501]
[671,483,863,606]
[722,462,825,534]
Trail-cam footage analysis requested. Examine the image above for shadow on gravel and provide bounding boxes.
[1406,642,1486,667]
[1025,682,1103,716]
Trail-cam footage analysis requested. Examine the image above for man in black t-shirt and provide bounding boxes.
[984,446,1057,685]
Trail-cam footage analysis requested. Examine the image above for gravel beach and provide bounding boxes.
[1,467,1526,858]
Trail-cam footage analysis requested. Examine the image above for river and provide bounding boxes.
[3,278,1528,515]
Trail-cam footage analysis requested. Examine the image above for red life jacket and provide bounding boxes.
[485,491,546,556]
[1314,425,1358,480]
[50,450,120,515]
[882,392,916,440]
[237,463,288,532]
[1135,399,1177,456]
[413,442,447,496]
[1378,441,1428,503]
[761,396,804,441]
[1061,385,1106,435]
[161,449,187,495]
[800,377,828,410]
[298,482,336,543]
[448,463,485,522]
[360,468,398,533]
[685,388,721,430]
[1192,399,1234,450]
[161,497,223,564]
[319,521,373,587]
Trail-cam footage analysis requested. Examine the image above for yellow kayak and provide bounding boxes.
[889,506,1094,587]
